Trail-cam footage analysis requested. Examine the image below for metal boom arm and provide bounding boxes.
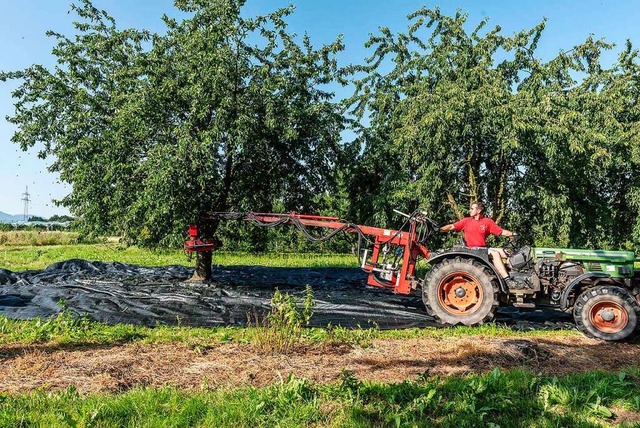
[185,211,433,294]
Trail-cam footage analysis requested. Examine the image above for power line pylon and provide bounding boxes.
[21,186,31,221]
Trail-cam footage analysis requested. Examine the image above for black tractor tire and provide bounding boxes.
[573,286,640,341]
[423,257,499,326]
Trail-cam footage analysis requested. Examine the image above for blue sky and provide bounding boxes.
[1,0,639,217]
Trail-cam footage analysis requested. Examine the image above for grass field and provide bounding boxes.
[0,310,636,427]
[1,232,639,426]
[1,369,639,427]
[0,230,90,246]
[0,231,356,271]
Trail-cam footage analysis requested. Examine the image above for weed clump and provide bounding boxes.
[250,285,315,353]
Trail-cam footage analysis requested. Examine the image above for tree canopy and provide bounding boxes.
[1,0,345,246]
[345,7,640,249]
[3,2,640,251]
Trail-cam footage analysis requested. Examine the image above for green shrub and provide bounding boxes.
[250,285,315,353]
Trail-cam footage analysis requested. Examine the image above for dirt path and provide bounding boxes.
[1,335,639,393]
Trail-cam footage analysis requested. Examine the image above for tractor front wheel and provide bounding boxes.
[423,258,499,326]
[573,286,639,341]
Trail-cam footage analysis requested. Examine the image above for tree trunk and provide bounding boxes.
[191,251,212,281]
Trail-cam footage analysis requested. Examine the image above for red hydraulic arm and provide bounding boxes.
[185,211,433,294]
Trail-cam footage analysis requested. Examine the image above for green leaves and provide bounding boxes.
[2,0,345,246]
[346,7,640,249]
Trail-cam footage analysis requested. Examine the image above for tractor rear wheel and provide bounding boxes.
[423,257,499,326]
[573,286,639,341]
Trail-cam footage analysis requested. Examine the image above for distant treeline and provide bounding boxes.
[0,215,75,233]
[27,215,75,223]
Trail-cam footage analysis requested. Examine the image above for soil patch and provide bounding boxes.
[0,335,638,393]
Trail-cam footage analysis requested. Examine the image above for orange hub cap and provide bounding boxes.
[437,271,483,315]
[589,301,628,334]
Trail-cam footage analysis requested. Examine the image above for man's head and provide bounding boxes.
[470,201,484,218]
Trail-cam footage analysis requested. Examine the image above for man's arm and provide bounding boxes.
[442,218,467,233]
[440,224,456,233]
[500,229,516,238]
[486,219,516,238]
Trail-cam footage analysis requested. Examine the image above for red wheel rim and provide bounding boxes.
[589,301,628,334]
[437,271,483,315]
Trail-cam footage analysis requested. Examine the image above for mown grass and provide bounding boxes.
[0,242,356,272]
[0,369,638,427]
[0,310,577,349]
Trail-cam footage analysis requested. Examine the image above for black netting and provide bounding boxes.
[0,260,574,330]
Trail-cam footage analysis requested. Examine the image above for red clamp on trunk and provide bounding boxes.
[184,224,222,252]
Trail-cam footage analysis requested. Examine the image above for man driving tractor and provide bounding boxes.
[440,201,518,288]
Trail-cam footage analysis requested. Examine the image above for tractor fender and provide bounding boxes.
[560,272,611,310]
[427,251,508,294]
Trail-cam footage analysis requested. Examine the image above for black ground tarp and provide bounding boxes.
[0,259,574,330]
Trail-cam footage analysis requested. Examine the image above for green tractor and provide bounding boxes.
[424,244,640,341]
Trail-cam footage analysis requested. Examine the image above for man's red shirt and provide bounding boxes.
[453,216,503,247]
